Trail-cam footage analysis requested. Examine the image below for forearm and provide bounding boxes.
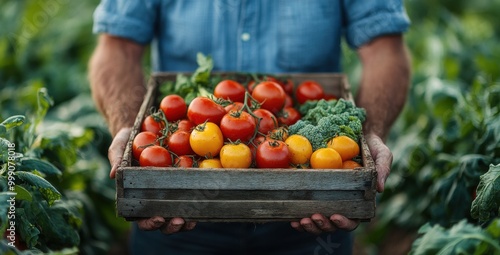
[88,35,146,136]
[355,35,411,140]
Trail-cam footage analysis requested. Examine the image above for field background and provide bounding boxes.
[1,0,499,254]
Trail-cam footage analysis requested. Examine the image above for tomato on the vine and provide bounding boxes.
[253,109,278,135]
[160,94,187,122]
[220,143,252,168]
[214,80,246,103]
[187,97,226,125]
[251,81,286,114]
[139,145,173,167]
[132,131,159,160]
[220,110,257,143]
[141,115,164,136]
[278,107,301,126]
[284,94,294,108]
[255,139,290,168]
[310,148,342,169]
[177,119,195,132]
[167,130,194,156]
[224,102,244,113]
[174,155,196,168]
[295,80,325,105]
[189,122,224,157]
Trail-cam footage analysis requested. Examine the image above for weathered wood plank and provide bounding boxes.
[117,198,375,220]
[120,168,375,190]
[123,189,365,201]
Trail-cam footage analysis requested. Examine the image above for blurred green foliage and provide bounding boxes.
[1,0,500,254]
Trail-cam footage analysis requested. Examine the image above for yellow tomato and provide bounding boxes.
[285,134,313,165]
[327,136,360,161]
[310,148,343,169]
[220,143,252,168]
[189,122,224,157]
[198,158,223,168]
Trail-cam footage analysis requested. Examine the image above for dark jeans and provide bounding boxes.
[130,222,353,255]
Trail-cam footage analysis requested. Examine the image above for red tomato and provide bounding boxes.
[177,119,195,132]
[132,131,159,160]
[284,94,294,108]
[251,81,286,114]
[174,155,195,168]
[281,79,294,95]
[250,135,268,161]
[160,94,187,122]
[167,130,194,156]
[139,145,172,167]
[323,93,338,101]
[253,109,278,135]
[141,115,164,136]
[224,102,244,113]
[214,80,246,103]
[187,97,226,125]
[220,110,257,143]
[295,80,325,105]
[255,139,290,168]
[278,107,302,126]
[247,80,257,94]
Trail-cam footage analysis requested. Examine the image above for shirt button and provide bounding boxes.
[241,33,251,41]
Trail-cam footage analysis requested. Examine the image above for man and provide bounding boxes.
[89,1,411,254]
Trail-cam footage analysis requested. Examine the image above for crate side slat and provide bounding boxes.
[117,198,375,220]
[121,168,374,190]
[124,189,365,201]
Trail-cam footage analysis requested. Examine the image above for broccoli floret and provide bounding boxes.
[288,98,366,151]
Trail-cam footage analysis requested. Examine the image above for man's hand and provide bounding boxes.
[108,127,197,234]
[291,214,359,235]
[365,133,393,193]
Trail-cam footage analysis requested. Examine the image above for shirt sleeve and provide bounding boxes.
[342,0,410,48]
[93,0,159,45]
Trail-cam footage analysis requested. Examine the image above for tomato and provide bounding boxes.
[255,140,290,168]
[284,94,294,108]
[323,93,338,101]
[174,155,195,168]
[220,143,252,168]
[252,109,278,136]
[251,81,286,114]
[214,80,246,103]
[285,134,313,165]
[132,131,159,160]
[220,110,257,143]
[327,135,360,161]
[268,127,289,141]
[177,119,195,132]
[160,94,187,122]
[281,79,294,95]
[187,97,226,125]
[247,80,256,94]
[139,145,173,167]
[278,107,301,126]
[224,102,244,112]
[189,122,224,157]
[310,148,342,169]
[342,160,362,169]
[167,130,194,156]
[141,115,164,136]
[199,158,222,168]
[295,80,325,105]
[250,135,267,161]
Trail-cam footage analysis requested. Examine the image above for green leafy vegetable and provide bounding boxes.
[471,164,500,223]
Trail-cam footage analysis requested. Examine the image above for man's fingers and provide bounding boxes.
[108,127,132,179]
[330,214,359,232]
[137,216,166,231]
[311,213,336,232]
[160,217,185,235]
[365,134,393,193]
[290,221,304,232]
[300,218,323,235]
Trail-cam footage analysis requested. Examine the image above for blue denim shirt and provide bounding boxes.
[93,0,410,73]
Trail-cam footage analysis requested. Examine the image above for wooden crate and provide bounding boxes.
[116,72,377,222]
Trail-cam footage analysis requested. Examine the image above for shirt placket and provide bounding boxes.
[237,0,258,71]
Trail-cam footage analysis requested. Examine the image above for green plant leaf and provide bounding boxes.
[15,171,61,205]
[410,220,500,255]
[0,138,13,162]
[16,208,40,249]
[0,115,25,130]
[14,185,32,202]
[471,164,500,223]
[18,158,62,177]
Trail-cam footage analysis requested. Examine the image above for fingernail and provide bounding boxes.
[314,220,323,227]
[333,220,341,226]
[304,224,312,229]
